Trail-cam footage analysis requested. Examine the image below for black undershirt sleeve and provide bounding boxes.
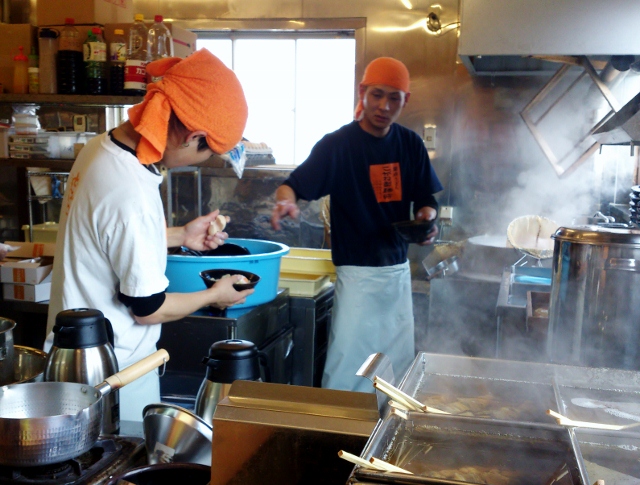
[118,291,166,317]
[416,194,439,217]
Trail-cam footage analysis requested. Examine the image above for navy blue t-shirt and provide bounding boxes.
[284,121,443,267]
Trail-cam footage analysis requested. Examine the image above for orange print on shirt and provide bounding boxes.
[370,163,402,203]
[64,173,81,216]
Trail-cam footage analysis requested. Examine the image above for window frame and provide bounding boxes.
[174,18,366,166]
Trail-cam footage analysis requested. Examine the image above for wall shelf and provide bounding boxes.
[0,158,74,170]
[0,94,143,107]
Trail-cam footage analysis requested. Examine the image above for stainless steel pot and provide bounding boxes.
[0,349,169,466]
[12,345,47,384]
[0,317,16,386]
[547,225,640,369]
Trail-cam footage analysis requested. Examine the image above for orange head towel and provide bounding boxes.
[128,49,248,164]
[354,57,411,120]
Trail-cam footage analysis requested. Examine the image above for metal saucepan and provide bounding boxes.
[0,348,169,467]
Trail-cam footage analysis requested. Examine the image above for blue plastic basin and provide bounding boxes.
[166,238,290,309]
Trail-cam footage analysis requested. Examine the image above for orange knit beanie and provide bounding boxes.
[354,57,410,120]
[128,49,248,164]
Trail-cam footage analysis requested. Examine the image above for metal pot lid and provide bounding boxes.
[553,225,640,245]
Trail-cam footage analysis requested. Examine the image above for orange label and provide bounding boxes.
[33,244,45,257]
[14,285,25,300]
[12,268,25,283]
[370,163,402,203]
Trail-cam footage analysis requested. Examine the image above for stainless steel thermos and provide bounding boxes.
[194,339,267,425]
[44,308,119,434]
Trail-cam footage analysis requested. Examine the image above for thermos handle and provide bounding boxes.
[104,318,115,348]
[258,351,271,383]
[201,357,220,368]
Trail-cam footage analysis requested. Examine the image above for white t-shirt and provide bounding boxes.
[46,132,168,372]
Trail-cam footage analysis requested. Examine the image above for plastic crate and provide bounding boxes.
[280,248,336,281]
[278,272,330,296]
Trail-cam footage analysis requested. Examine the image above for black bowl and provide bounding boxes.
[199,269,260,291]
[168,244,250,257]
[392,219,436,243]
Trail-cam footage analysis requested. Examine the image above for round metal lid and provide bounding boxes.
[552,225,640,245]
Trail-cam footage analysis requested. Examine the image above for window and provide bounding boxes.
[197,33,356,165]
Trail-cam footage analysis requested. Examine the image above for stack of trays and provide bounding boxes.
[630,186,640,225]
[8,133,51,159]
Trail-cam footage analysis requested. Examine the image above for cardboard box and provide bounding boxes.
[0,24,37,94]
[2,241,56,258]
[104,22,197,59]
[36,0,133,27]
[3,281,52,302]
[0,257,53,285]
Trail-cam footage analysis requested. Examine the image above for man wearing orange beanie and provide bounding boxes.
[272,57,443,392]
[46,49,254,421]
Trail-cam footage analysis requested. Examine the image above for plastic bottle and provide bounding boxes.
[109,28,127,95]
[38,27,59,94]
[84,26,107,95]
[124,13,148,97]
[28,67,39,94]
[28,46,38,68]
[146,14,174,82]
[57,18,85,94]
[12,46,29,94]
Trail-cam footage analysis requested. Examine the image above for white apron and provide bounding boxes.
[322,261,414,392]
[118,370,161,422]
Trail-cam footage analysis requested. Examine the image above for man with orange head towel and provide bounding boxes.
[272,57,443,391]
[46,49,254,420]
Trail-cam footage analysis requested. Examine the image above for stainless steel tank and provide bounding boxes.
[547,225,640,369]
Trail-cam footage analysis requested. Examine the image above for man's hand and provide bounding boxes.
[168,210,229,251]
[415,206,439,246]
[207,274,255,309]
[271,185,300,231]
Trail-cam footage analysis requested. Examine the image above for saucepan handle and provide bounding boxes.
[99,349,170,395]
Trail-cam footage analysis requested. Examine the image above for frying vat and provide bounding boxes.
[0,349,169,466]
[354,413,581,484]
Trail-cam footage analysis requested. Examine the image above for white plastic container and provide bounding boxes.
[48,132,96,159]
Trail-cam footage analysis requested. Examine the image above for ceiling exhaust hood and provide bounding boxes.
[592,91,640,145]
[458,0,640,76]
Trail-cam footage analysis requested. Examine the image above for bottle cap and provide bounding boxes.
[39,28,59,38]
[91,26,101,34]
[64,17,74,24]
[154,14,163,22]
[134,13,144,21]
[13,46,28,62]
[114,28,125,35]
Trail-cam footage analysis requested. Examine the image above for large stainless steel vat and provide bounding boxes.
[547,225,640,369]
